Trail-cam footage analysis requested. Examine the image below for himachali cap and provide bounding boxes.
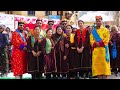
[37,17,42,21]
[95,16,103,20]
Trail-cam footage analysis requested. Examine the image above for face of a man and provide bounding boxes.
[96,19,102,27]
[36,21,42,28]
[48,22,54,28]
[18,24,24,31]
[62,21,67,28]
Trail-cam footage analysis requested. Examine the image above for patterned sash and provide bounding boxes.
[16,29,26,42]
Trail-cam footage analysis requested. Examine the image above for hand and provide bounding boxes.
[36,51,41,56]
[77,47,80,52]
[51,46,54,49]
[32,50,37,57]
[23,47,27,51]
[109,41,113,45]
[44,65,47,72]
[63,56,67,60]
[65,43,69,48]
[77,47,81,53]
[79,48,83,53]
[96,42,100,47]
[79,46,84,53]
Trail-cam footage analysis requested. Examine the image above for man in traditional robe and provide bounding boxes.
[90,16,111,79]
[11,20,28,79]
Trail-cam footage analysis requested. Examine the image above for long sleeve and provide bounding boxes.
[90,33,96,47]
[12,31,25,50]
[74,32,79,48]
[102,28,110,46]
[2,34,9,48]
[41,38,46,55]
[27,36,34,52]
[83,30,90,48]
[64,37,69,57]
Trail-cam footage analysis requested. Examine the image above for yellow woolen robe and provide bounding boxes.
[90,26,111,77]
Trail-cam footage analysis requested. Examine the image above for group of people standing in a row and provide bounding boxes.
[0,16,120,79]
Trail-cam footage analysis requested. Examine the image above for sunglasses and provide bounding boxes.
[48,24,54,25]
[63,23,67,25]
[19,24,24,27]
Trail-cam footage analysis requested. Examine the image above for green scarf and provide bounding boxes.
[46,38,52,54]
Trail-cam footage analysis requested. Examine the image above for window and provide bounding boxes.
[28,11,35,16]
[45,11,52,16]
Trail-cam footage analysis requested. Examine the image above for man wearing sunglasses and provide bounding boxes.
[36,18,46,37]
[11,20,28,79]
[0,25,9,77]
[61,20,67,34]
[47,20,56,34]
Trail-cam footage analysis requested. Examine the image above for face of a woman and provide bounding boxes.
[47,29,53,37]
[88,27,93,34]
[56,27,63,35]
[111,27,118,34]
[78,21,84,28]
[34,27,40,36]
[66,26,72,34]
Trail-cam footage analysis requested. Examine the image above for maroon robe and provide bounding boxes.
[41,38,57,73]
[74,28,91,72]
[109,33,120,73]
[52,33,68,74]
[64,34,80,73]
[27,36,44,74]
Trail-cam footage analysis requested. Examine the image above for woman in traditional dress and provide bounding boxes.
[109,25,120,76]
[52,25,68,78]
[42,28,57,79]
[74,20,91,78]
[64,25,78,79]
[27,26,44,79]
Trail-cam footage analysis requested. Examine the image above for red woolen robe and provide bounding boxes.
[11,30,28,76]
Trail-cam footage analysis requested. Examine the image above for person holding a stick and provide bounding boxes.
[52,25,67,79]
[27,26,44,79]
